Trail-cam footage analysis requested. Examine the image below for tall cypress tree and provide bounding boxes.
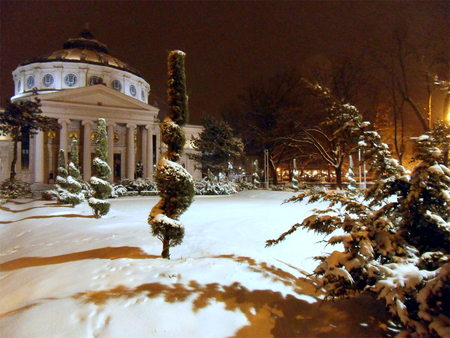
[88,118,112,218]
[149,51,195,259]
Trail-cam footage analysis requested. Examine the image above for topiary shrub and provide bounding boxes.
[148,51,195,259]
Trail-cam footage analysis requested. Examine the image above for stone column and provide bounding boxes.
[141,126,147,178]
[107,122,116,182]
[145,125,153,178]
[126,123,136,179]
[58,119,71,162]
[34,130,45,183]
[82,120,94,180]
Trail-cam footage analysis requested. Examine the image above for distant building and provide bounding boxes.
[1,30,201,184]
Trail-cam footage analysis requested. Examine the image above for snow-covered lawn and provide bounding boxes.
[0,190,398,337]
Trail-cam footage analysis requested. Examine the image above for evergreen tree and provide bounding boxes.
[0,98,59,181]
[267,122,450,337]
[88,118,112,218]
[149,50,195,259]
[189,116,243,176]
[56,149,68,191]
[65,140,84,206]
[54,142,84,207]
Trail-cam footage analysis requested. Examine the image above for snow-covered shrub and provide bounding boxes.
[141,190,158,196]
[80,180,94,199]
[41,189,59,201]
[88,118,112,218]
[238,180,256,191]
[148,51,194,259]
[270,184,283,191]
[0,179,31,198]
[267,122,450,338]
[111,184,127,198]
[194,172,239,195]
[119,178,157,193]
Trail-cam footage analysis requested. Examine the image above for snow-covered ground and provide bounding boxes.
[0,190,399,337]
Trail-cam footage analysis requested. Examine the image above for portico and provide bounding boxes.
[34,84,160,183]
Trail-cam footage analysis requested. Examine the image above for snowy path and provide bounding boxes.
[0,191,397,337]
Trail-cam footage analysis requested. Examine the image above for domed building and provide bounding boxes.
[2,30,201,184]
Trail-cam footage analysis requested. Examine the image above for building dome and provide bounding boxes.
[12,30,150,103]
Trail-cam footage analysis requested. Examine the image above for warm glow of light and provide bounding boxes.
[276,168,280,172]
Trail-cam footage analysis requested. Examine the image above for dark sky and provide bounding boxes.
[1,1,448,124]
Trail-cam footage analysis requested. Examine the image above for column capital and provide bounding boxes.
[145,124,156,130]
[107,122,117,128]
[58,118,71,125]
[81,120,95,126]
[126,123,137,129]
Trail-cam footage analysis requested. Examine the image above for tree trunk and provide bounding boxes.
[335,166,342,189]
[161,236,170,259]
[271,165,278,185]
[10,140,18,182]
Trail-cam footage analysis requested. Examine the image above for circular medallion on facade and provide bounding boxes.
[130,84,137,97]
[48,131,56,139]
[113,133,120,142]
[26,76,35,89]
[69,131,78,140]
[42,74,54,87]
[111,79,122,92]
[91,132,98,141]
[64,73,78,87]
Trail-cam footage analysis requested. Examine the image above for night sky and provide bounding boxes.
[1,1,448,124]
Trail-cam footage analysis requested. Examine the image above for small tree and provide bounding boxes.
[149,50,195,259]
[290,81,366,189]
[55,149,69,199]
[0,97,59,181]
[189,116,243,177]
[88,118,112,218]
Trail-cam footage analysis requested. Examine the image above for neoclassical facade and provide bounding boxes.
[0,30,201,184]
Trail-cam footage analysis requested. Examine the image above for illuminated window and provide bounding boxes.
[42,74,54,87]
[111,79,122,92]
[130,84,137,97]
[64,74,78,87]
[26,76,35,89]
